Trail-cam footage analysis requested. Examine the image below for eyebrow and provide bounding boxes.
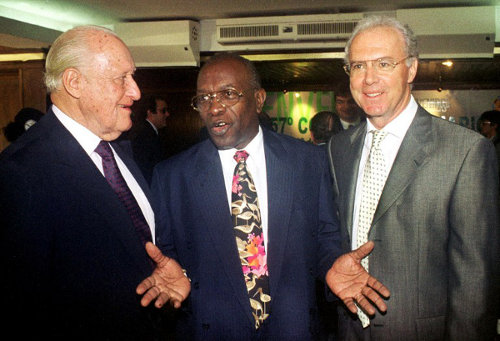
[197,84,237,93]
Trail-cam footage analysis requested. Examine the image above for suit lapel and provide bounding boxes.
[192,141,256,325]
[371,107,433,227]
[344,126,366,240]
[263,130,295,300]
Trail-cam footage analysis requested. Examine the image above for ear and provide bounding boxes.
[255,88,267,114]
[62,68,83,99]
[407,58,418,84]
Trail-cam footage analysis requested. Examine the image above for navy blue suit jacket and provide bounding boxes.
[0,110,166,340]
[152,128,342,340]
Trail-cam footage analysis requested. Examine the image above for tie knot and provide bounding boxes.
[95,140,113,159]
[234,150,249,163]
[371,130,387,149]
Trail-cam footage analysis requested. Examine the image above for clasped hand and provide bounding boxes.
[326,241,390,316]
[136,242,191,309]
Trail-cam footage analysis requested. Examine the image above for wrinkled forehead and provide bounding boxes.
[350,26,406,59]
[86,32,135,74]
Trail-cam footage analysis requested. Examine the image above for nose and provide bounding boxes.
[126,76,141,101]
[207,96,226,115]
[363,63,378,85]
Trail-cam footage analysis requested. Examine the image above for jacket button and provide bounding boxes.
[193,282,199,290]
[202,323,210,330]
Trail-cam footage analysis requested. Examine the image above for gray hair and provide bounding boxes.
[44,25,119,93]
[344,15,419,67]
[200,52,262,89]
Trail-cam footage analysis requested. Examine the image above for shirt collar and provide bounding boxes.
[52,104,102,156]
[145,119,159,134]
[218,126,264,164]
[366,95,418,140]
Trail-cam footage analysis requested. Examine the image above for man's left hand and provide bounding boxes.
[136,242,191,309]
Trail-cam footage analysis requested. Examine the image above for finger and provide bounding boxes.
[343,298,358,314]
[145,242,165,264]
[352,241,375,261]
[153,292,170,308]
[367,276,391,298]
[140,286,161,307]
[154,290,184,309]
[136,276,154,295]
[355,294,376,315]
[362,287,388,313]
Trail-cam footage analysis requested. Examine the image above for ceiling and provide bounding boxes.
[1,0,499,90]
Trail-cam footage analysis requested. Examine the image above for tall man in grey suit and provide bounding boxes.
[328,16,499,340]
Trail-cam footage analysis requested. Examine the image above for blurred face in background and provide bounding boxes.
[149,99,169,129]
[335,94,359,122]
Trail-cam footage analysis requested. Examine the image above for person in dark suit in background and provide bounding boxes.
[151,52,390,340]
[0,25,189,340]
[128,95,170,184]
[310,110,335,146]
[479,110,500,184]
[328,15,499,340]
[331,84,365,135]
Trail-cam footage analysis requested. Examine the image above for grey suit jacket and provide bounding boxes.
[328,106,499,340]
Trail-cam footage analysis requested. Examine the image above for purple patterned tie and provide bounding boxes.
[231,150,270,329]
[95,141,152,246]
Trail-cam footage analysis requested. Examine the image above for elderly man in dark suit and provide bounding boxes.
[328,15,499,340]
[0,25,189,340]
[151,52,390,340]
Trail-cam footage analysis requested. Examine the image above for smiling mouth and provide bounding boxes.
[366,92,382,98]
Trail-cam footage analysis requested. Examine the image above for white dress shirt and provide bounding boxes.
[351,96,418,249]
[52,105,156,241]
[218,126,269,252]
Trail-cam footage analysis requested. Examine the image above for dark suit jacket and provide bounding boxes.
[127,120,163,185]
[152,128,342,340]
[0,110,166,340]
[328,106,499,340]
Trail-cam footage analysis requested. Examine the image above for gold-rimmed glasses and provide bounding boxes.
[343,56,412,76]
[191,88,255,112]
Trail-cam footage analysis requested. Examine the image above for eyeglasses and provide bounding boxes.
[343,56,411,76]
[157,108,168,114]
[191,88,253,112]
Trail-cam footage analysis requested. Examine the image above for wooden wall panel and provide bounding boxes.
[0,60,46,152]
[0,69,23,151]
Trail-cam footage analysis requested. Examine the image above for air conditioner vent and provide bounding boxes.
[297,21,357,37]
[219,25,279,39]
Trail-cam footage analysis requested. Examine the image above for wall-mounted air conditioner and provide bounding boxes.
[216,13,364,44]
[397,6,495,59]
[114,20,200,67]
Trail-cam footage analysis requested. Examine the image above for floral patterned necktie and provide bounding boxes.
[231,150,271,329]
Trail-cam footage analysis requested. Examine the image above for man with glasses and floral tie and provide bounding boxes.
[327,15,499,340]
[150,52,390,340]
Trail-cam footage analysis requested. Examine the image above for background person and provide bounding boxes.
[127,95,170,184]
